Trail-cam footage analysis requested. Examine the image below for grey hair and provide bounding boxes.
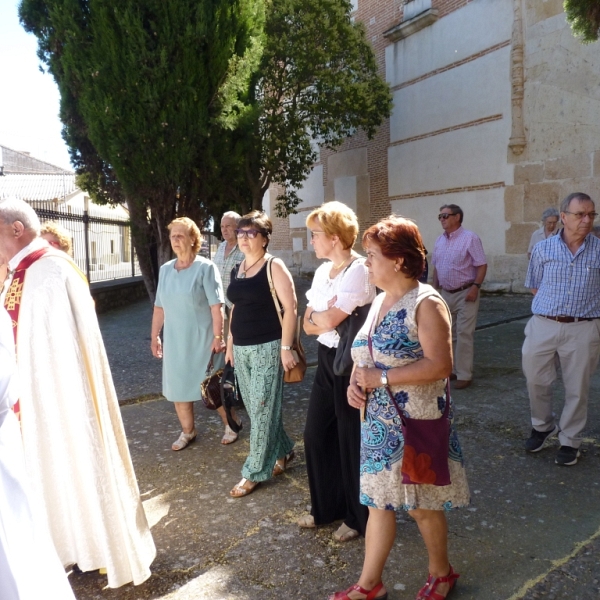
[0,198,41,234]
[221,211,241,223]
[541,207,559,221]
[560,192,593,214]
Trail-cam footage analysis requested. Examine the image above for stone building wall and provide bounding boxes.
[504,0,600,290]
[267,0,600,291]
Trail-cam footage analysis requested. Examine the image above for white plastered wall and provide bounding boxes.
[390,187,506,259]
[386,0,515,283]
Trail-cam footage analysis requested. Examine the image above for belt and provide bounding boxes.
[443,283,474,294]
[539,315,597,323]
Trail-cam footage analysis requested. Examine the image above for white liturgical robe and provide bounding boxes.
[0,307,76,600]
[2,242,156,588]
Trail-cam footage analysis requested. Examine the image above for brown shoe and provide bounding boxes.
[454,380,471,390]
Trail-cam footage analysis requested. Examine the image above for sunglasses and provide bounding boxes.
[438,213,457,220]
[310,230,327,239]
[235,228,261,239]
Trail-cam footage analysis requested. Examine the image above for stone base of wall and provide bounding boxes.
[506,152,600,255]
[90,277,149,313]
[271,250,324,277]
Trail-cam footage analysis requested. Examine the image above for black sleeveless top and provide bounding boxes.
[227,261,282,346]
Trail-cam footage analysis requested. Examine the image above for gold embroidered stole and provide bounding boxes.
[3,247,49,421]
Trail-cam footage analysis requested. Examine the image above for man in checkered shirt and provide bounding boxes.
[523,192,600,467]
[431,203,487,390]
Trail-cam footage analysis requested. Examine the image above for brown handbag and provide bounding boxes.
[266,258,307,383]
[201,351,223,410]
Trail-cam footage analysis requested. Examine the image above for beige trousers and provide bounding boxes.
[522,315,600,448]
[441,287,480,381]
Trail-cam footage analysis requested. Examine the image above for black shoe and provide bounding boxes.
[524,425,558,452]
[555,445,580,466]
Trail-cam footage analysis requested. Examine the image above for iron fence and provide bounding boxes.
[30,200,141,283]
[30,200,221,283]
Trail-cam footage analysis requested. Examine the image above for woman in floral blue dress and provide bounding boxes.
[329,216,469,600]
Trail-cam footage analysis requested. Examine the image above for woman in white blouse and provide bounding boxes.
[298,201,376,542]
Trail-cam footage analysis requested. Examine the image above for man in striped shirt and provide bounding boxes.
[432,204,487,390]
[523,192,600,466]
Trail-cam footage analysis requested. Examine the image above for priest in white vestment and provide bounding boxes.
[0,306,76,599]
[0,198,156,588]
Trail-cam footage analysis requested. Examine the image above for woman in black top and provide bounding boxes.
[225,211,297,498]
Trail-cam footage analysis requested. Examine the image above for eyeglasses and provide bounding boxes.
[563,211,598,220]
[235,228,261,239]
[310,230,327,239]
[438,213,457,220]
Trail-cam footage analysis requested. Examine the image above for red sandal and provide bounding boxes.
[328,582,388,600]
[416,565,459,599]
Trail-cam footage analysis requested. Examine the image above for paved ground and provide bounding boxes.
[76,286,600,599]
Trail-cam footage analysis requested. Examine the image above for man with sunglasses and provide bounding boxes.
[523,192,600,466]
[431,204,487,390]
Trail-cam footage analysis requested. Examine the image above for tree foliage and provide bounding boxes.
[564,0,600,43]
[19,0,391,296]
[218,0,392,216]
[20,0,263,296]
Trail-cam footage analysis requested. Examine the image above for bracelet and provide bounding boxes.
[308,310,316,325]
[214,335,223,339]
[281,345,292,351]
[472,283,481,289]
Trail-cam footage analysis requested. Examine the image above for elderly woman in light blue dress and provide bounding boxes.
[151,217,240,450]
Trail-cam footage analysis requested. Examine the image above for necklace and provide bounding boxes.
[238,254,265,279]
[332,256,350,270]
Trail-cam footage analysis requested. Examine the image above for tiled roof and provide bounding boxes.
[0,144,71,174]
[0,173,79,201]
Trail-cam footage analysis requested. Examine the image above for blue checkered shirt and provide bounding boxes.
[526,231,600,318]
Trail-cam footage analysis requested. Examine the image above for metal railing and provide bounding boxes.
[30,199,222,283]
[30,199,141,283]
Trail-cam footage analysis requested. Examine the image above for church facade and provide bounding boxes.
[267,0,600,291]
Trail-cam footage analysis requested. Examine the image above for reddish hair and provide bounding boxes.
[362,216,426,280]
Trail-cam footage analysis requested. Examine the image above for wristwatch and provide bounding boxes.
[380,369,388,386]
[472,283,481,288]
[281,345,292,351]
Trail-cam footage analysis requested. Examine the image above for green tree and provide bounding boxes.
[20,0,263,297]
[217,0,392,216]
[564,0,600,43]
[20,0,390,297]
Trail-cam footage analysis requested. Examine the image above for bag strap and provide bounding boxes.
[205,350,216,377]
[266,257,284,327]
[366,306,450,419]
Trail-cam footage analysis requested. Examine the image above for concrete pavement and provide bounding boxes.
[74,288,600,599]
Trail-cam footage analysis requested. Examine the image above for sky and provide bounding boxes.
[0,0,73,170]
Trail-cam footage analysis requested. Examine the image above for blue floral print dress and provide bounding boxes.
[351,284,470,512]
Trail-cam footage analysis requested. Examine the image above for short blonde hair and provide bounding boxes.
[168,217,202,254]
[306,201,358,250]
[41,221,73,256]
